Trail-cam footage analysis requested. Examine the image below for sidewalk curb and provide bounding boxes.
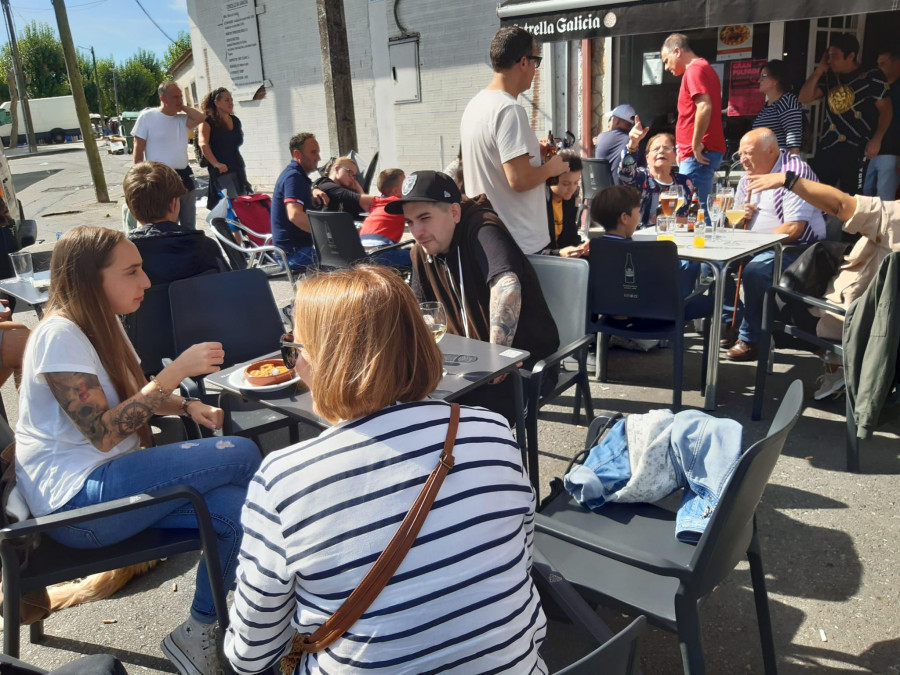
[7,145,86,161]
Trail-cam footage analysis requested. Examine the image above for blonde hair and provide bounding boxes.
[293,265,442,423]
[45,226,152,446]
[329,156,358,179]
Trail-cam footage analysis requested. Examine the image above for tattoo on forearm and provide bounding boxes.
[489,272,522,347]
[45,371,162,452]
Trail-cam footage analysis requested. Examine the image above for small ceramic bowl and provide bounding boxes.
[244,359,293,386]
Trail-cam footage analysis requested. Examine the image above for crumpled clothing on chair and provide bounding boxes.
[563,409,743,543]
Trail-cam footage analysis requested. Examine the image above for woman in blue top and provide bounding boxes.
[618,117,694,226]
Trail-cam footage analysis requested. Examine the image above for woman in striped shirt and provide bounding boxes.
[224,265,547,675]
[753,60,804,154]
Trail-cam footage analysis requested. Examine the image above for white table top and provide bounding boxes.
[630,228,788,263]
[0,269,51,306]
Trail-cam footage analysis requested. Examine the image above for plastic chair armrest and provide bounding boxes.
[534,513,693,581]
[368,239,414,253]
[530,335,596,377]
[767,286,845,315]
[0,486,210,540]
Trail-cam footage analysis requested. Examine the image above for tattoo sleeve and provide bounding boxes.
[488,272,522,347]
[44,372,167,452]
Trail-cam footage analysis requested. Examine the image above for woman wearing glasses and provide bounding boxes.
[752,60,804,154]
[312,156,376,219]
[226,265,546,675]
[618,117,696,226]
[14,226,261,675]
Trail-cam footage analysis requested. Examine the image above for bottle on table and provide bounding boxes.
[687,194,700,232]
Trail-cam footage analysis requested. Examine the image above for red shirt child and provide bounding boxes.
[359,169,406,243]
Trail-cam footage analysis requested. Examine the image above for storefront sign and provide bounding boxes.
[642,52,663,86]
[727,58,766,117]
[716,24,753,61]
[224,0,264,100]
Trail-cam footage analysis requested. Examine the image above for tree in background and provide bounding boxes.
[163,31,192,72]
[0,21,70,99]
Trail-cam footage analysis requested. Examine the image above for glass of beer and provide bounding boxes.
[659,190,677,217]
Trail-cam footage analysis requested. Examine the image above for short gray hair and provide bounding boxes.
[662,33,691,54]
[158,80,178,100]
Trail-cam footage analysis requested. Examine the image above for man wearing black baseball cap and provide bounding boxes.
[386,170,559,423]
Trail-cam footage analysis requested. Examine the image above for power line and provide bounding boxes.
[131,0,175,43]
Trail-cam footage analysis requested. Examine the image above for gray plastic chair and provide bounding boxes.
[524,256,595,497]
[534,380,804,674]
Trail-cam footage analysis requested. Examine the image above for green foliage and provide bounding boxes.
[0,21,70,99]
[163,31,192,72]
[115,55,160,112]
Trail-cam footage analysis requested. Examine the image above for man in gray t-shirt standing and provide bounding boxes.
[132,81,206,230]
[460,27,569,254]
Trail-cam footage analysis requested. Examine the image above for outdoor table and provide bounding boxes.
[205,332,530,455]
[0,270,51,318]
[627,227,788,410]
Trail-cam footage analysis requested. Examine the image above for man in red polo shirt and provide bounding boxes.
[661,33,726,216]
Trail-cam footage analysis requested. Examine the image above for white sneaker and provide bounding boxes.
[814,366,845,400]
[161,619,221,675]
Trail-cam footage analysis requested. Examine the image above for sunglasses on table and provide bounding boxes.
[281,334,304,369]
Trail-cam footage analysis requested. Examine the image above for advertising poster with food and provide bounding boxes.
[717,24,753,61]
[727,58,767,117]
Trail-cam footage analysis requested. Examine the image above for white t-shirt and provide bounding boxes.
[131,108,189,169]
[15,317,140,517]
[460,89,549,254]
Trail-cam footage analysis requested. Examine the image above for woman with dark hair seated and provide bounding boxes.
[225,265,546,675]
[753,59,804,154]
[544,149,590,257]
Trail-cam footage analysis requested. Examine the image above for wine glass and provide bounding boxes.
[706,194,723,240]
[419,301,447,344]
[673,185,686,230]
[724,189,745,238]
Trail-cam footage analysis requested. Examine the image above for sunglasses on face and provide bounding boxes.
[526,55,543,67]
[281,333,304,369]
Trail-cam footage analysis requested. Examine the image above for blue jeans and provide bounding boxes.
[280,245,317,272]
[863,154,900,201]
[727,249,800,344]
[49,437,261,623]
[361,234,412,268]
[680,151,724,220]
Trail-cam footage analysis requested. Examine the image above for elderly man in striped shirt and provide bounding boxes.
[724,127,826,361]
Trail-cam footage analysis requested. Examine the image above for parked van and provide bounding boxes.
[0,95,80,146]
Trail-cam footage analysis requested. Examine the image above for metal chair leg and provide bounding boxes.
[674,591,706,675]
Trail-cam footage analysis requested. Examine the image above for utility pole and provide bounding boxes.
[5,68,18,150]
[88,46,104,117]
[112,68,120,119]
[1,0,37,152]
[315,0,357,155]
[52,0,109,203]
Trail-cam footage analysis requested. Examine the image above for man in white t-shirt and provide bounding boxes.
[132,81,206,230]
[460,27,569,254]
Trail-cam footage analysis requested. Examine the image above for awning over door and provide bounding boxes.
[498,0,900,41]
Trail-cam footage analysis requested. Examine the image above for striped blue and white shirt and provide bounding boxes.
[752,92,804,151]
[224,400,547,675]
[737,151,825,244]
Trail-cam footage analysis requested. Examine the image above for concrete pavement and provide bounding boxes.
[2,147,898,674]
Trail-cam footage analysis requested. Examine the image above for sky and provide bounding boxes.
[2,0,191,64]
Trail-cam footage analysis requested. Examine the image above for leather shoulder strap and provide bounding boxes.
[281,403,461,670]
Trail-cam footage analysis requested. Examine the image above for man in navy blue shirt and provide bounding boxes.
[271,132,326,271]
[594,104,637,183]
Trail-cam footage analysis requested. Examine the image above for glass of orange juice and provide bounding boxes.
[657,217,675,241]
[693,221,706,248]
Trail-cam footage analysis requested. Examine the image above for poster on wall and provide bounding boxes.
[727,59,767,117]
[224,0,264,100]
[716,24,753,61]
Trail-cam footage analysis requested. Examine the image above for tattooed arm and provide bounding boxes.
[45,372,171,453]
[43,341,227,452]
[488,271,522,347]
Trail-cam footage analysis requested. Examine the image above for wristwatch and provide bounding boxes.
[180,397,200,416]
[783,170,799,192]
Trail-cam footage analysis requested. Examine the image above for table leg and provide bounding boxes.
[768,244,784,374]
[704,262,727,411]
[34,305,43,319]
[511,369,534,491]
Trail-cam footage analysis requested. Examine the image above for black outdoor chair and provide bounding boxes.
[524,255,595,497]
[0,653,127,674]
[576,158,614,226]
[168,268,300,445]
[308,211,411,270]
[0,415,229,659]
[588,238,713,408]
[533,379,803,674]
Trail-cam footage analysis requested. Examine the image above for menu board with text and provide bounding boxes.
[727,59,766,117]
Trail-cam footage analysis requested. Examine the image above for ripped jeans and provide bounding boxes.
[48,436,261,623]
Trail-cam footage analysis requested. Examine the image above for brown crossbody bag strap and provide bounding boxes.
[280,403,461,674]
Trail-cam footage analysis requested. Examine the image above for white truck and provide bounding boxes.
[0,95,81,146]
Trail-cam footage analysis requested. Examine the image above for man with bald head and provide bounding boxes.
[724,127,825,361]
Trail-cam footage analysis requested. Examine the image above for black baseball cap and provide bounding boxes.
[384,170,461,214]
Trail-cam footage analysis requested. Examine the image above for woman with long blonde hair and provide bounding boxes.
[15,226,261,675]
[225,265,546,675]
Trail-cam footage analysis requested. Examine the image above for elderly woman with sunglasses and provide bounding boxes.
[225,265,546,675]
[618,116,695,226]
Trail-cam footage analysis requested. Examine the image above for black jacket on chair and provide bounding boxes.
[129,221,230,286]
[545,193,581,253]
